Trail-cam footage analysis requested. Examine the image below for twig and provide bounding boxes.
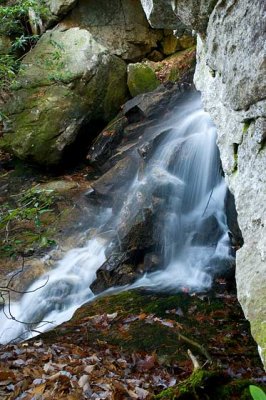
[178,332,212,363]
[188,349,200,370]
[202,188,214,217]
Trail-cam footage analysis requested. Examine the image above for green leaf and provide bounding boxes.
[250,385,266,400]
[39,236,48,247]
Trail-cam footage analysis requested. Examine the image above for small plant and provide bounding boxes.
[250,385,266,400]
[0,54,20,91]
[11,34,39,51]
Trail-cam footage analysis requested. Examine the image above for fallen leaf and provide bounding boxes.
[30,383,46,395]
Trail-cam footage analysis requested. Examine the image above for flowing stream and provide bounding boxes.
[0,92,233,343]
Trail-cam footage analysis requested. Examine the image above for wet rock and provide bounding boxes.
[117,207,155,253]
[86,114,128,168]
[87,114,127,167]
[191,215,224,246]
[89,154,139,204]
[91,260,140,294]
[143,252,162,271]
[123,84,181,120]
[225,190,243,249]
[150,167,185,199]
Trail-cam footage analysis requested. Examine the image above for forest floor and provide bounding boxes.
[0,153,265,399]
[0,287,265,399]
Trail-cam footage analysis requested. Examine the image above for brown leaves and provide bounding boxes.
[0,337,177,400]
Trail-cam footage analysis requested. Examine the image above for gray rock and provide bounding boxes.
[191,215,223,246]
[140,0,186,32]
[61,0,164,61]
[205,0,266,111]
[172,0,218,33]
[194,0,266,366]
[140,0,216,33]
[46,0,77,16]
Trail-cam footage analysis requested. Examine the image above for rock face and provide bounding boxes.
[141,0,266,368]
[193,1,266,367]
[2,28,127,165]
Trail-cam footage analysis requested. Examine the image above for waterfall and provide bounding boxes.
[0,92,233,343]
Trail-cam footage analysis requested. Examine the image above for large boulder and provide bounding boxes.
[1,28,127,165]
[61,0,164,61]
[139,0,186,32]
[46,0,77,17]
[140,0,217,33]
[194,0,266,366]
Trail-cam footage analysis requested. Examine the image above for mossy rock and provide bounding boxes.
[127,63,160,97]
[155,369,256,399]
[179,35,196,49]
[161,34,182,55]
[1,28,128,166]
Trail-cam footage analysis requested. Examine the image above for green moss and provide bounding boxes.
[250,319,266,368]
[243,120,253,133]
[127,63,160,97]
[162,35,181,55]
[155,370,254,399]
[156,387,175,399]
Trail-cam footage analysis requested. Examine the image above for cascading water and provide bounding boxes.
[0,92,233,343]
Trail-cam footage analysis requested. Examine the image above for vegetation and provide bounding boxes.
[250,385,266,400]
[0,185,56,257]
[0,0,48,91]
[0,0,47,36]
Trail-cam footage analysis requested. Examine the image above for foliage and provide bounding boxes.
[0,54,20,91]
[0,0,47,36]
[0,185,56,256]
[250,385,266,400]
[0,0,48,91]
[11,34,39,51]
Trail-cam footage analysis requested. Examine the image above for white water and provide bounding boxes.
[0,92,233,343]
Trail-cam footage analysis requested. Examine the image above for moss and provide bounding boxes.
[250,319,266,367]
[155,370,255,399]
[155,387,175,399]
[162,35,181,55]
[243,119,253,133]
[179,35,196,50]
[127,63,160,97]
